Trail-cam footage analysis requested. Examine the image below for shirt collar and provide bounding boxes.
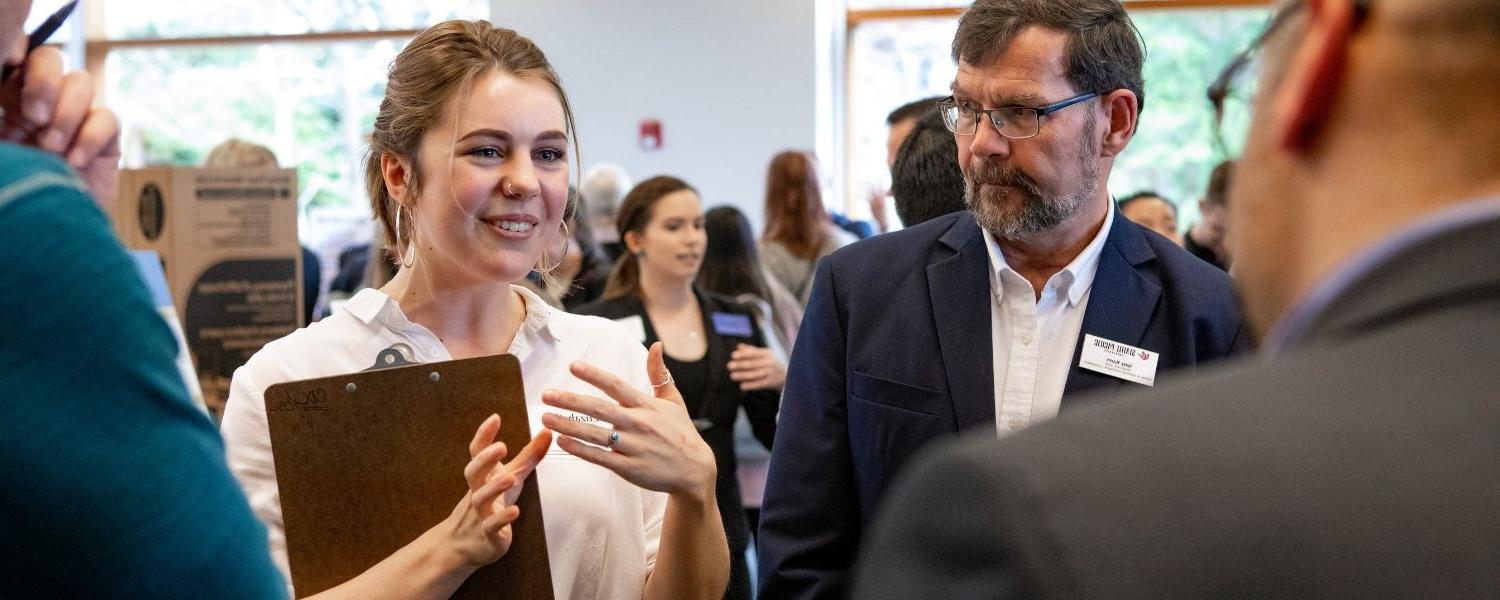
[513,284,564,344]
[1264,196,1500,354]
[982,200,1115,307]
[341,284,564,344]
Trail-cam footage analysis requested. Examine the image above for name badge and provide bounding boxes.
[1078,334,1160,386]
[710,312,754,338]
[613,315,647,343]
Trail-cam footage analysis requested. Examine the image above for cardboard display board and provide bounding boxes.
[112,167,301,416]
[264,354,554,599]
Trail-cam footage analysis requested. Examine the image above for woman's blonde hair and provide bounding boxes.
[365,20,578,268]
[204,138,279,169]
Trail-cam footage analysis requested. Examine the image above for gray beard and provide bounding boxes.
[963,132,1100,240]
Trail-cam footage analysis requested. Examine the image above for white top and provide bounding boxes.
[985,203,1114,436]
[220,285,667,600]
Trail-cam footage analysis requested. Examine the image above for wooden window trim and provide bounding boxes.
[90,29,422,50]
[848,0,1273,26]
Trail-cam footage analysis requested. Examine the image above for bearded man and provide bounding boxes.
[757,1,1247,597]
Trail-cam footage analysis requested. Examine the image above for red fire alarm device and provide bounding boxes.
[639,119,663,152]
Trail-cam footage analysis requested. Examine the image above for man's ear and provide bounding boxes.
[1099,89,1139,158]
[1272,0,1361,153]
[381,152,413,205]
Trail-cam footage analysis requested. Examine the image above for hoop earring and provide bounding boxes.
[394,202,415,269]
[536,220,571,274]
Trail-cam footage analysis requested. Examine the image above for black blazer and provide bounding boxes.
[574,288,779,551]
[758,210,1249,599]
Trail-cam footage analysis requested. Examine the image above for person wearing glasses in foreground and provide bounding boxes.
[756,0,1247,596]
[855,0,1500,597]
[220,21,728,600]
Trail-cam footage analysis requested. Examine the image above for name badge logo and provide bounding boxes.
[1078,334,1160,386]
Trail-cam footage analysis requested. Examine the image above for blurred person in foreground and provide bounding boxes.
[1117,190,1182,245]
[0,0,286,595]
[757,0,1247,596]
[856,0,1500,597]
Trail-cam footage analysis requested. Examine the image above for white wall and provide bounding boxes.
[493,0,823,230]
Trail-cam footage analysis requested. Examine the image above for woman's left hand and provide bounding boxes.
[727,343,787,392]
[540,342,717,500]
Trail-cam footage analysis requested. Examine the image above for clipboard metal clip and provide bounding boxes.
[365,343,420,372]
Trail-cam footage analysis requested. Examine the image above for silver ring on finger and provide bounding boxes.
[606,430,621,449]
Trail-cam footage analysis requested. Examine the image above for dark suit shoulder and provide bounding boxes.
[812,211,977,311]
[910,308,1500,597]
[822,210,969,272]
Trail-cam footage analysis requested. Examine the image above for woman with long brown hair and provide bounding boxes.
[575,176,780,600]
[220,21,728,599]
[759,150,857,305]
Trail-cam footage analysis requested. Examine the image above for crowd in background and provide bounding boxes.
[10,0,1500,596]
[255,81,1244,600]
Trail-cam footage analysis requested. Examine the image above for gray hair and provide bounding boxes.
[580,163,632,220]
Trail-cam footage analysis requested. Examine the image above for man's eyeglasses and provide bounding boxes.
[938,92,1098,140]
[1207,0,1372,155]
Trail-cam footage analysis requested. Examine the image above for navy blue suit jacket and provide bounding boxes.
[757,210,1248,599]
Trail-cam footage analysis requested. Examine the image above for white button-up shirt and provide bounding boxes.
[985,203,1114,436]
[220,285,666,600]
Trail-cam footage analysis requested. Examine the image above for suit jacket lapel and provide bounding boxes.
[926,215,997,431]
[1063,217,1162,398]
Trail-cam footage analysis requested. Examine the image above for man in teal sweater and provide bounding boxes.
[0,1,286,596]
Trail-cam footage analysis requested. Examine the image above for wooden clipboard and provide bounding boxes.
[265,353,554,599]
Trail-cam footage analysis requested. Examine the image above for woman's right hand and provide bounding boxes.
[541,343,718,501]
[441,414,552,567]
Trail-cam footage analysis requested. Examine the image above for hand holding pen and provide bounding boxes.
[0,1,120,205]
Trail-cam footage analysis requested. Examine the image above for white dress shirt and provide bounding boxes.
[219,285,666,600]
[985,203,1115,436]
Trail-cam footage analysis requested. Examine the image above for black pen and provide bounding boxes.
[1,0,78,82]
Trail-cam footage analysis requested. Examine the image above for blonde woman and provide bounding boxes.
[219,21,728,599]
